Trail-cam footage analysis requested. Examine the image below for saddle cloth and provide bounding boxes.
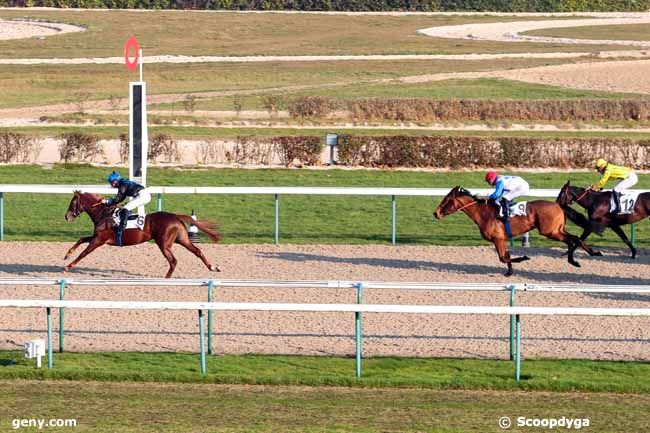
[610,191,640,215]
[508,201,527,217]
[112,209,146,230]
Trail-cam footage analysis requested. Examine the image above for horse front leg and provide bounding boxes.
[610,225,636,259]
[64,237,107,272]
[64,236,94,261]
[494,239,529,277]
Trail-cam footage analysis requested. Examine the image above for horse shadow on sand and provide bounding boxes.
[256,251,650,288]
[0,263,146,278]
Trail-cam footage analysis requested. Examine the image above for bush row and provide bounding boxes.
[336,135,650,169]
[3,0,647,11]
[1,0,438,10]
[287,97,650,122]
[6,131,650,169]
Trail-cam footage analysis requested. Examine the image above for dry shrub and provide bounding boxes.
[274,136,323,166]
[58,132,103,163]
[337,135,650,169]
[195,139,228,165]
[149,134,180,162]
[261,95,287,116]
[0,132,42,163]
[346,98,650,123]
[288,96,339,119]
[118,133,129,163]
[225,136,277,165]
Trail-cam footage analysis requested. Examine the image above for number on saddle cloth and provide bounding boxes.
[610,191,638,215]
[508,202,527,217]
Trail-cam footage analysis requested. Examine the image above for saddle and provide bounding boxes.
[111,209,146,230]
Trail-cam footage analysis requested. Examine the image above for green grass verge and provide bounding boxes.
[0,58,593,110]
[0,11,618,59]
[1,350,649,392]
[3,377,649,433]
[0,165,649,247]
[149,78,641,112]
[525,23,650,42]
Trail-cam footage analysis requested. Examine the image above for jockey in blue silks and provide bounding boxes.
[103,171,151,246]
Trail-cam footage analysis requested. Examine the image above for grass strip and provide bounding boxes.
[1,350,649,393]
[0,165,649,246]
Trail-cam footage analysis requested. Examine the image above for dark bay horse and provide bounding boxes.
[434,186,601,276]
[64,191,221,277]
[556,181,650,258]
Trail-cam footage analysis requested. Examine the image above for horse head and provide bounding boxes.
[65,191,104,222]
[556,181,583,207]
[434,186,475,219]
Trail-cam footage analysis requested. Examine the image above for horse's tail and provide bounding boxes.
[560,205,605,235]
[177,215,221,243]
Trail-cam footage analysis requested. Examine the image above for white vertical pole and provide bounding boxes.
[139,49,143,82]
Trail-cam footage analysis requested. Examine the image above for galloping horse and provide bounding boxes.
[64,191,221,277]
[556,181,650,258]
[434,186,601,276]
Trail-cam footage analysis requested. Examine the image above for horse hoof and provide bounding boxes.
[570,261,581,268]
[592,251,603,257]
[63,255,69,261]
[504,271,513,277]
[63,265,71,272]
[522,256,530,261]
[210,265,222,272]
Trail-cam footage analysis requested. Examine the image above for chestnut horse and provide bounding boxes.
[556,181,650,259]
[64,191,221,277]
[433,186,601,276]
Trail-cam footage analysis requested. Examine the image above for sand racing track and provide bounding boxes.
[1,242,649,361]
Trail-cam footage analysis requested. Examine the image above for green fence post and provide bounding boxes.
[207,280,214,355]
[355,283,364,378]
[0,191,4,241]
[59,279,66,353]
[46,307,53,369]
[274,194,279,245]
[391,195,396,245]
[515,314,521,383]
[199,310,206,376]
[157,193,163,212]
[509,284,516,361]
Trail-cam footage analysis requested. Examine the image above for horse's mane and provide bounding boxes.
[455,186,486,203]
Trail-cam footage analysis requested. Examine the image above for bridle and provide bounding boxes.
[565,188,590,205]
[456,199,478,212]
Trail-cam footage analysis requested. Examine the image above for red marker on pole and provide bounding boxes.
[124,36,140,72]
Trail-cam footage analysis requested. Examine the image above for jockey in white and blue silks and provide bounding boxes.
[102,171,151,246]
[485,171,530,221]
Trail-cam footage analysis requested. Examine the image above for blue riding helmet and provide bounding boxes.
[107,171,122,183]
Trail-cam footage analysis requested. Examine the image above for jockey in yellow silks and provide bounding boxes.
[592,159,637,214]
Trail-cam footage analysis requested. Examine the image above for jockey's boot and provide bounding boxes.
[500,198,510,222]
[115,208,130,246]
[613,191,621,214]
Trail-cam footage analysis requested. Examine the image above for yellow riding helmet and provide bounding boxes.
[595,159,607,169]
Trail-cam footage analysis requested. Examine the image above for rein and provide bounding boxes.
[456,200,478,212]
[574,189,590,203]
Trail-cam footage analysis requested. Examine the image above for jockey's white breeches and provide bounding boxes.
[124,189,151,211]
[502,180,530,202]
[613,172,638,192]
